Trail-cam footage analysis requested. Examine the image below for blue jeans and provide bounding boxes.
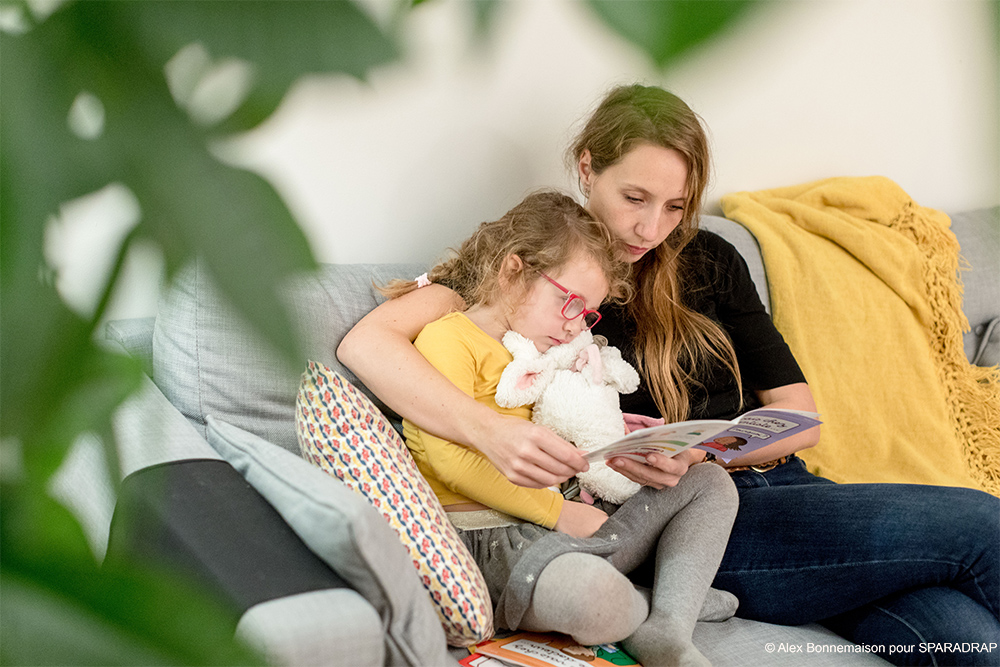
[713,456,1000,666]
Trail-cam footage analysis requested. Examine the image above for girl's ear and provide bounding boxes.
[502,253,524,274]
[498,253,524,289]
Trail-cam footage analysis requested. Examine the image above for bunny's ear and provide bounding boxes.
[496,331,554,407]
[572,329,595,351]
[495,357,555,408]
[572,344,604,386]
[599,344,641,394]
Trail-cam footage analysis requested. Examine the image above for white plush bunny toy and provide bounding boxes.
[494,329,643,504]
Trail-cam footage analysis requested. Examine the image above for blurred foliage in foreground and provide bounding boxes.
[0,0,759,663]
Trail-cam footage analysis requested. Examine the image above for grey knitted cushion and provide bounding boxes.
[153,260,426,453]
[950,207,1000,364]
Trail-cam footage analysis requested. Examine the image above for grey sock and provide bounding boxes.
[700,587,739,622]
[633,585,739,623]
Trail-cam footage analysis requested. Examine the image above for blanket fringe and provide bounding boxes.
[891,201,1000,496]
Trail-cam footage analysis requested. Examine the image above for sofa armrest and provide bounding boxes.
[105,459,354,613]
[112,373,223,479]
[50,341,224,563]
[105,317,156,377]
[95,337,411,666]
[205,417,457,666]
[237,589,385,667]
[105,458,388,667]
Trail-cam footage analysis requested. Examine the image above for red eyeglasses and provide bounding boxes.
[540,273,602,330]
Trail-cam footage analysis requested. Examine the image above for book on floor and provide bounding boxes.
[467,631,640,667]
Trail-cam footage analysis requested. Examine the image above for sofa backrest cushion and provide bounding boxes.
[950,207,1000,365]
[150,218,772,455]
[153,260,426,453]
[149,207,993,458]
[700,214,770,312]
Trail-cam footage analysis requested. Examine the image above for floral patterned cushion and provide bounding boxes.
[295,360,493,646]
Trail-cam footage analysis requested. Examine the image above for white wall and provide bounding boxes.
[60,0,999,321]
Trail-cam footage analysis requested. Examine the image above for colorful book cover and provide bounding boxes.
[470,632,640,667]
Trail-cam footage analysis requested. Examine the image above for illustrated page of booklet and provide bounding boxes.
[586,408,822,463]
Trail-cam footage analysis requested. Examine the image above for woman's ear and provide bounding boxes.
[577,149,594,194]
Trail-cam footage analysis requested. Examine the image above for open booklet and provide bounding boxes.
[585,408,822,464]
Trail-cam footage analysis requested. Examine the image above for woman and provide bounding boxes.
[339,84,999,665]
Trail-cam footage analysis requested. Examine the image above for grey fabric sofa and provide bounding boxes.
[56,208,997,666]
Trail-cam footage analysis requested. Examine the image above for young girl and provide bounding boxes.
[385,190,738,667]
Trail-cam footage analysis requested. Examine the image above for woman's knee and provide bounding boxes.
[826,587,1000,666]
[958,488,1000,531]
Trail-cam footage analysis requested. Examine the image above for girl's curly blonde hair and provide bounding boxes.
[381,190,632,312]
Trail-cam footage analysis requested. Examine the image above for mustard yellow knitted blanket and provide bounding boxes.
[721,177,1000,495]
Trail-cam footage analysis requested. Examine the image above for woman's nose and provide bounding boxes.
[634,212,661,242]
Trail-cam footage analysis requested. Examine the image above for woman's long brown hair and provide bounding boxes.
[569,84,742,422]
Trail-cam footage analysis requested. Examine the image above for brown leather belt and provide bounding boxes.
[719,456,790,474]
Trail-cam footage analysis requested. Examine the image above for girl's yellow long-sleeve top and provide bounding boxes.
[402,312,564,528]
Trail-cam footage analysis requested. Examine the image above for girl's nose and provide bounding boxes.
[563,316,584,338]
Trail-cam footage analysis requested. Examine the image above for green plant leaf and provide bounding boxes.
[20,336,144,484]
[2,0,401,377]
[0,254,144,484]
[992,0,1000,61]
[125,106,318,364]
[0,482,97,568]
[3,0,390,405]
[584,0,762,67]
[94,0,400,133]
[469,0,502,38]
[1,574,173,666]
[0,4,403,658]
[1,484,264,666]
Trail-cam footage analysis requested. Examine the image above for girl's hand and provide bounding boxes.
[477,415,589,489]
[606,448,706,489]
[554,500,608,538]
[623,413,665,434]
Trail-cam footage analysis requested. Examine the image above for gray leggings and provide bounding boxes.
[458,463,738,644]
